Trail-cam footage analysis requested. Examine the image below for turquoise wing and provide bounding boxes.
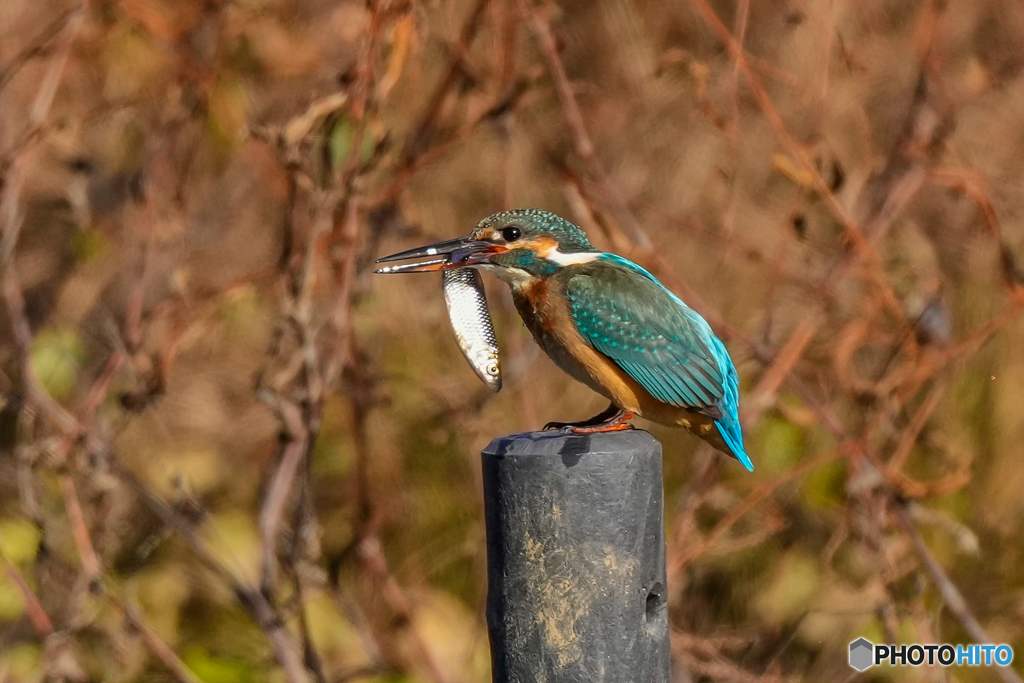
[566,259,725,416]
[566,255,753,471]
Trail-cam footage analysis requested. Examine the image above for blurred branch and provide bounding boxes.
[58,472,102,590]
[2,243,318,683]
[0,5,77,94]
[353,534,450,683]
[885,377,946,475]
[687,0,907,321]
[1,269,81,434]
[518,0,652,250]
[107,595,204,683]
[930,169,1024,303]
[0,553,53,637]
[369,0,536,211]
[0,1,88,261]
[670,448,843,577]
[333,665,393,683]
[329,0,394,245]
[253,3,455,681]
[117,465,314,683]
[369,70,538,208]
[28,2,87,127]
[742,316,822,425]
[404,0,491,164]
[674,629,797,683]
[329,586,387,672]
[893,502,1024,683]
[258,405,310,598]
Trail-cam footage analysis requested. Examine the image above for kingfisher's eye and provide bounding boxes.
[501,226,523,242]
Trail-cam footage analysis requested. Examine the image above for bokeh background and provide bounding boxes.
[2,0,1023,681]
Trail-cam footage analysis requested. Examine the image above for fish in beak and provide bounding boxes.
[375,235,506,273]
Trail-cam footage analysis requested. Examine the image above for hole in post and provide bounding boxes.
[645,582,665,622]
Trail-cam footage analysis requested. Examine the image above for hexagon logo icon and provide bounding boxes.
[849,638,874,671]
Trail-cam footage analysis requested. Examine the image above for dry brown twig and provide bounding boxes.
[669,447,844,579]
[1,0,88,261]
[404,0,492,163]
[106,594,204,683]
[893,503,1024,683]
[0,7,318,680]
[250,2,460,681]
[0,551,53,638]
[0,6,77,94]
[687,0,907,323]
[518,0,653,251]
[117,465,314,683]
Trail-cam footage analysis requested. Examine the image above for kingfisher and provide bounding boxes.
[376,209,753,471]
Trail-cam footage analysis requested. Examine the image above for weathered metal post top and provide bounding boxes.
[482,430,670,683]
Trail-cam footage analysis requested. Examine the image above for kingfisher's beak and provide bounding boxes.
[375,236,506,273]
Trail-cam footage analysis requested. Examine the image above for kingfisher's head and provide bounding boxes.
[376,209,599,283]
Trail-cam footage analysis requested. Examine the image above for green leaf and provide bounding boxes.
[72,228,108,263]
[207,76,249,148]
[329,117,354,171]
[755,553,820,623]
[328,116,376,173]
[754,416,804,475]
[182,647,255,683]
[30,327,85,401]
[0,519,41,565]
[0,575,26,621]
[0,644,41,679]
[801,460,846,509]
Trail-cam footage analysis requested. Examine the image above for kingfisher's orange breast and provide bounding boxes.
[511,277,726,444]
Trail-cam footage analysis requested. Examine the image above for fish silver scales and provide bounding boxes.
[442,268,501,391]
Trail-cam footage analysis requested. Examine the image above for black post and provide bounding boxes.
[482,430,670,683]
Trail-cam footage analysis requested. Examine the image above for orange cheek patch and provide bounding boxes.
[529,236,560,257]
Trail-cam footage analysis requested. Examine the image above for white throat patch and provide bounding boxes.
[539,245,601,266]
[477,263,533,285]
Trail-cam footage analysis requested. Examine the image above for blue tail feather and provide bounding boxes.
[709,337,753,472]
[715,418,753,472]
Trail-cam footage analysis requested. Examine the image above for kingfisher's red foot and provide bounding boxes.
[567,417,635,433]
[543,403,636,433]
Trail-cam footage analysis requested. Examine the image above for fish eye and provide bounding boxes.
[501,226,522,242]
